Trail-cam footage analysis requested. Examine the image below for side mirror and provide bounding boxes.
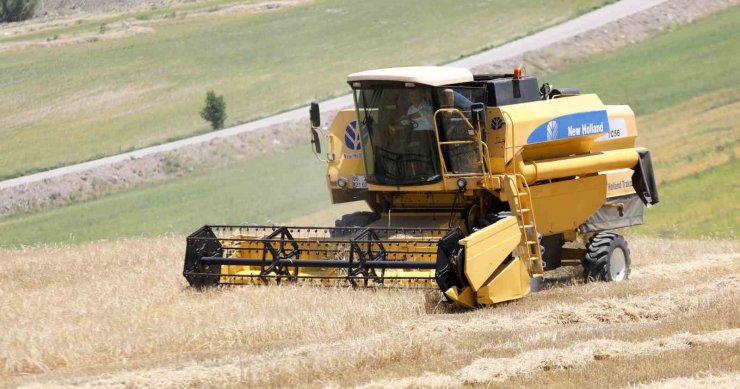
[310,128,322,154]
[310,102,321,128]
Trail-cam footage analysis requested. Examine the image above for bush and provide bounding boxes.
[200,91,227,130]
[0,0,38,23]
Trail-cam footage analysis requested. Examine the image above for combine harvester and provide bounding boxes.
[183,66,659,308]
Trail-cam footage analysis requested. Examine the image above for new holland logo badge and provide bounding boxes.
[344,121,361,151]
[491,117,505,130]
[546,120,558,141]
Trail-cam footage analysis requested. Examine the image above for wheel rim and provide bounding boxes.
[609,247,627,281]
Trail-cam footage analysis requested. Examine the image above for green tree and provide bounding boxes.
[0,0,38,23]
[200,91,227,130]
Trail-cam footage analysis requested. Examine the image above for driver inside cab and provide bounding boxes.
[383,89,434,151]
[380,88,437,178]
[406,89,434,132]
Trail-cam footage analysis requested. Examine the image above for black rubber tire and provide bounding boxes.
[335,211,380,228]
[331,211,380,238]
[541,234,564,270]
[364,192,383,214]
[484,210,511,224]
[582,232,631,282]
[472,218,490,232]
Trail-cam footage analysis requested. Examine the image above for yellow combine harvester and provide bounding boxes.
[183,66,659,308]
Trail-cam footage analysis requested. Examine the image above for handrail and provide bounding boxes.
[502,111,515,166]
[480,141,491,174]
[432,108,488,182]
[503,173,544,276]
[438,140,476,145]
[431,110,452,183]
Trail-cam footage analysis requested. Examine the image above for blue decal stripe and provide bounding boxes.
[527,110,610,144]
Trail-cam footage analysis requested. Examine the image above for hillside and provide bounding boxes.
[546,6,740,238]
[1,236,737,386]
[0,145,328,247]
[40,0,194,15]
[0,0,608,178]
[0,4,736,247]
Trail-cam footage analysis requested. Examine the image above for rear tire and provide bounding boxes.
[582,232,631,282]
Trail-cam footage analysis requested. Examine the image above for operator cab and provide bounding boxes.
[348,67,489,186]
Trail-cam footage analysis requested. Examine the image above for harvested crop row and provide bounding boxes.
[361,329,740,388]
[636,372,740,389]
[11,238,735,388]
[50,294,740,388]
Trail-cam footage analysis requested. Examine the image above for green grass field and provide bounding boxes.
[545,8,740,116]
[1,6,738,247]
[636,88,739,183]
[633,160,738,239]
[546,7,740,238]
[0,0,253,44]
[0,145,328,247]
[0,0,607,178]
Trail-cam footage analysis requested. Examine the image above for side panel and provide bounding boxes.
[460,216,522,291]
[487,106,507,173]
[487,94,608,167]
[604,168,637,198]
[592,105,638,152]
[486,97,640,177]
[529,174,607,235]
[325,110,367,204]
[476,256,531,305]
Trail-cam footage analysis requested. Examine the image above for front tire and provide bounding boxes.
[334,211,380,228]
[541,233,564,270]
[582,232,631,282]
[331,211,381,237]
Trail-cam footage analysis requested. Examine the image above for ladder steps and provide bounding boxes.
[507,174,544,275]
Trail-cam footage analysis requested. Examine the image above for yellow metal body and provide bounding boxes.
[460,215,521,291]
[218,230,443,288]
[316,90,644,307]
[326,110,365,188]
[528,175,607,235]
[324,110,368,204]
[212,79,650,309]
[475,256,531,305]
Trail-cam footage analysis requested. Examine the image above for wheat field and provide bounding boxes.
[1,232,738,387]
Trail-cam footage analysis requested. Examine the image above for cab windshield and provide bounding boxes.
[353,85,442,186]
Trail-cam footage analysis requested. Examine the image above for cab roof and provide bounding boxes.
[347,66,474,87]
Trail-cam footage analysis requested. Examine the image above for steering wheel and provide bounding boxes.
[400,119,418,130]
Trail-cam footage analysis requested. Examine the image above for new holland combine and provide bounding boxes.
[183,66,658,308]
